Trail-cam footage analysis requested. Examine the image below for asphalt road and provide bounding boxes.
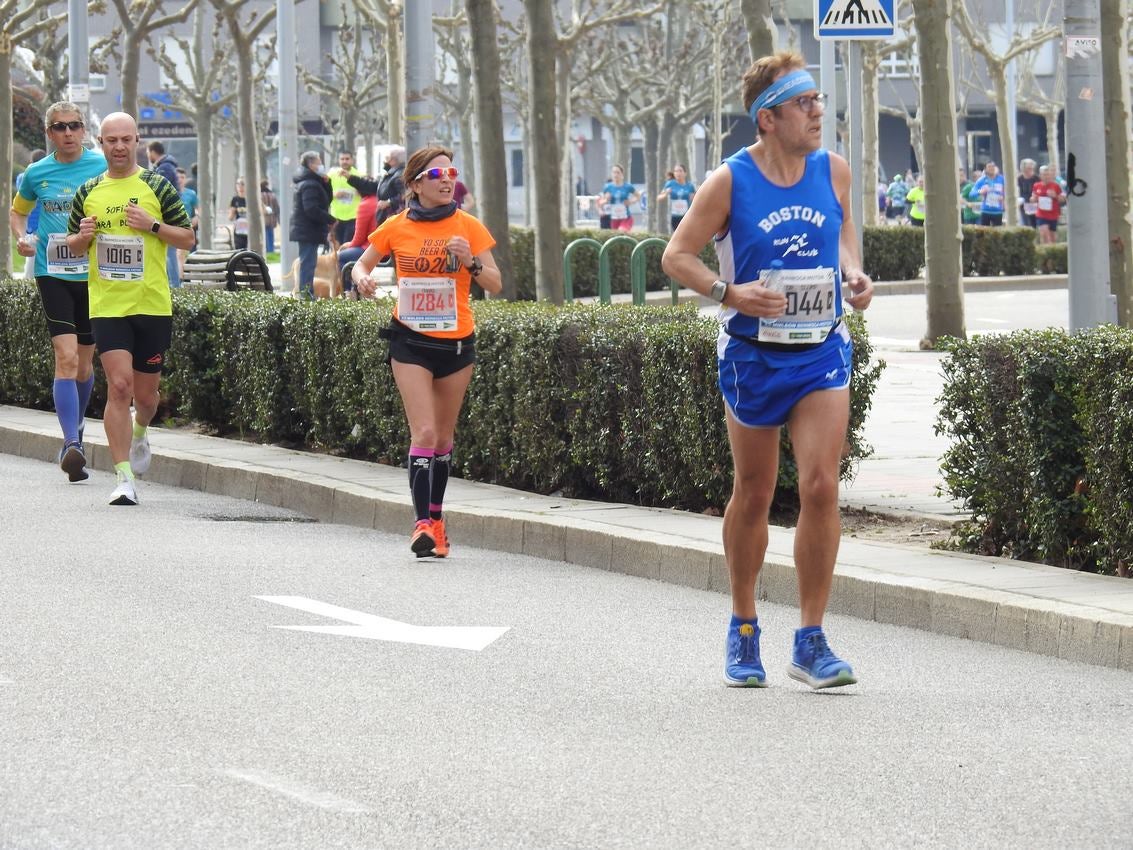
[2,451,1131,849]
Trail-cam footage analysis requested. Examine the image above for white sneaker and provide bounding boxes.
[109,477,138,506]
[129,433,152,475]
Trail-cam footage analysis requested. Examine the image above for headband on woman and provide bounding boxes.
[748,69,819,123]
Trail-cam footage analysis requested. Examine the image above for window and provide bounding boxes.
[511,149,523,187]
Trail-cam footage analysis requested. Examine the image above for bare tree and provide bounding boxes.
[466,0,515,298]
[1,0,69,274]
[739,0,776,62]
[209,0,276,256]
[300,4,385,156]
[350,0,403,144]
[143,8,235,246]
[954,1,1060,226]
[104,0,200,118]
[434,3,477,195]
[913,0,965,345]
[1101,0,1133,324]
[16,11,69,106]
[523,0,562,302]
[1016,47,1065,176]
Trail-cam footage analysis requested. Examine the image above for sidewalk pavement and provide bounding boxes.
[3,400,1131,673]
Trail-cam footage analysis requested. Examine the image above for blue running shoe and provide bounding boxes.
[724,620,768,687]
[788,628,857,689]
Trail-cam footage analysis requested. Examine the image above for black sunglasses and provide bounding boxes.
[48,121,84,132]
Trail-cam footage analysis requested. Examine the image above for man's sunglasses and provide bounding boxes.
[48,121,85,132]
[415,166,459,181]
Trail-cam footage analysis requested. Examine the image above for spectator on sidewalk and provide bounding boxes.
[260,178,279,254]
[328,151,361,245]
[376,146,406,226]
[147,140,182,287]
[337,173,379,297]
[228,178,249,250]
[176,167,199,272]
[290,151,335,300]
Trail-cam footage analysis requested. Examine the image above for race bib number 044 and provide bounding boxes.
[398,276,458,332]
[96,235,145,281]
[757,267,836,344]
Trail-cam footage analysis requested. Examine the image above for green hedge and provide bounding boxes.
[938,328,1133,576]
[0,280,882,513]
[862,225,1051,283]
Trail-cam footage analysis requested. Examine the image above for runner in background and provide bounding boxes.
[657,164,696,233]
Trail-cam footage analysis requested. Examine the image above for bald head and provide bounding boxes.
[97,112,142,178]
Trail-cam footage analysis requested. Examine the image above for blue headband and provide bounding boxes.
[748,69,819,122]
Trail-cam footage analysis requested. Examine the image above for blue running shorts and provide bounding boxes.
[718,334,853,428]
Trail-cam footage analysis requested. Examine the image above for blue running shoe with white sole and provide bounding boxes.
[788,628,857,689]
[723,620,768,687]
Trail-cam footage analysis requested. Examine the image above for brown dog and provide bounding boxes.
[282,245,341,299]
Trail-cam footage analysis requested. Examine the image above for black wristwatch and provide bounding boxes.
[150,220,161,234]
[467,257,483,277]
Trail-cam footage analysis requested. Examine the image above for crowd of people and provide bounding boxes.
[9,50,1076,690]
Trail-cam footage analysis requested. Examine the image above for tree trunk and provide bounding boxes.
[656,113,675,227]
[913,0,965,344]
[0,48,13,275]
[739,0,776,63]
[198,110,215,246]
[613,124,631,180]
[231,28,264,255]
[343,108,357,155]
[520,112,533,227]
[120,29,142,119]
[642,118,660,233]
[524,0,562,302]
[990,69,1019,226]
[1044,107,1061,176]
[556,57,574,228]
[466,0,515,299]
[861,44,881,227]
[1101,0,1133,325]
[459,108,476,197]
[386,10,404,144]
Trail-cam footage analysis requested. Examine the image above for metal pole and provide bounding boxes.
[67,0,89,125]
[277,0,298,269]
[405,2,436,153]
[821,38,837,152]
[1065,0,1113,329]
[847,41,864,258]
[1006,0,1017,164]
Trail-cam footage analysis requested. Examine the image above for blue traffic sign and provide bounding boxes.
[815,0,895,39]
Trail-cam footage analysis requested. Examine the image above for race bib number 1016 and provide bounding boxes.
[96,235,145,281]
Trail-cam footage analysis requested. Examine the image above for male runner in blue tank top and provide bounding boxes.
[663,51,873,689]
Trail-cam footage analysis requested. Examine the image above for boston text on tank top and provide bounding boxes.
[714,147,844,364]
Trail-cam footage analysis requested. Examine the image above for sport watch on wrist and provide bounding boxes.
[709,280,729,303]
[150,220,161,234]
[467,257,484,277]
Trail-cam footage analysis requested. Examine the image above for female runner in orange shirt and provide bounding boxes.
[351,146,502,557]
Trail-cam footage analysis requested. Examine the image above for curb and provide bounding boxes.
[2,408,1130,674]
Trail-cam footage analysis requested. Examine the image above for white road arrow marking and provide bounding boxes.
[255,595,509,652]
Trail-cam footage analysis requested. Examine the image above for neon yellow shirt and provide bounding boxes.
[328,166,361,221]
[68,168,190,318]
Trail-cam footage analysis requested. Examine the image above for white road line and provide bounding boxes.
[223,768,371,813]
[0,675,12,685]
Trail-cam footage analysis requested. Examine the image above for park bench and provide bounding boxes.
[182,249,273,292]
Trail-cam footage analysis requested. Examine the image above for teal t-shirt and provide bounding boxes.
[13,148,107,279]
[180,187,199,220]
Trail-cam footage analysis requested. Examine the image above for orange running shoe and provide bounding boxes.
[432,518,449,558]
[410,519,436,557]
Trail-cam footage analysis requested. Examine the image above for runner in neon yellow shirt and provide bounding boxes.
[66,112,194,507]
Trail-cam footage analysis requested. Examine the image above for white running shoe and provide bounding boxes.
[109,477,138,506]
[129,433,152,475]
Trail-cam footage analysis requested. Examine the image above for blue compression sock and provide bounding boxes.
[53,379,80,444]
[76,375,95,427]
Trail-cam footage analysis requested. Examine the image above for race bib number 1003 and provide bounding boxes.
[46,233,88,275]
[96,234,145,281]
[397,276,458,332]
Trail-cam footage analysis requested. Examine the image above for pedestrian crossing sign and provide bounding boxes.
[815,0,895,39]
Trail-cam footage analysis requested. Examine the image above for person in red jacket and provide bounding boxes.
[336,174,379,296]
[1031,164,1066,245]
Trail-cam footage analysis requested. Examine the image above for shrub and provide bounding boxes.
[862,226,925,282]
[1035,243,1067,274]
[961,226,1036,276]
[0,281,883,514]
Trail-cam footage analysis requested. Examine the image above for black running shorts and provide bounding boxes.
[90,315,173,373]
[36,276,93,345]
[383,321,475,379]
